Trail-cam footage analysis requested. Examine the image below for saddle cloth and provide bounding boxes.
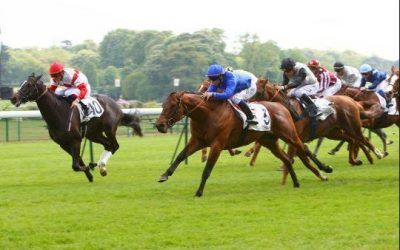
[77,97,105,123]
[312,98,336,121]
[229,100,271,131]
[374,92,399,115]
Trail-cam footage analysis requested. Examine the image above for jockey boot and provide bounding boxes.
[300,94,319,117]
[238,101,258,125]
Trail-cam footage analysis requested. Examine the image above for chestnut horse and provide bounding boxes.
[156,91,333,197]
[247,79,383,171]
[197,80,241,162]
[11,74,143,182]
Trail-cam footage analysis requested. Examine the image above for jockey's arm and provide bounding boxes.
[213,78,236,101]
[76,83,88,100]
[284,68,307,90]
[48,84,57,92]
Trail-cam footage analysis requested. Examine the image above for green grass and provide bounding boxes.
[0,128,398,249]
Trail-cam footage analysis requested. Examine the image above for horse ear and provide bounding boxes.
[35,74,43,82]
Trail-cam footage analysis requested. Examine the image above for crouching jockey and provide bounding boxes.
[202,64,258,125]
[279,58,320,119]
[48,62,91,115]
[307,59,342,97]
[359,64,392,108]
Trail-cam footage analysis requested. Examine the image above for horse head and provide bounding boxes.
[11,73,46,107]
[156,91,186,133]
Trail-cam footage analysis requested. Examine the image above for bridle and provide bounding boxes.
[166,93,205,127]
[17,79,47,103]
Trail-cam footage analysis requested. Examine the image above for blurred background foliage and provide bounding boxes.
[1,28,398,102]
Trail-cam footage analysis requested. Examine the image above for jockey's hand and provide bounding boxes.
[201,92,213,101]
[360,87,366,91]
[70,99,80,109]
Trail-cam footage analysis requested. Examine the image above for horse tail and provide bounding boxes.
[359,103,384,119]
[121,112,143,137]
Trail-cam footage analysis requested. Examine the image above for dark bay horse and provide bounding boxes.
[247,79,383,170]
[156,91,332,197]
[11,74,143,182]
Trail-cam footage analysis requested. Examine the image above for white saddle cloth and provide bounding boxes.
[77,97,105,123]
[229,100,271,131]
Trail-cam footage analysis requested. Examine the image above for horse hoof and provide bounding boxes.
[294,183,300,188]
[350,160,363,166]
[324,165,333,173]
[201,156,207,162]
[195,191,203,197]
[386,140,394,145]
[382,151,389,158]
[158,175,168,182]
[99,167,107,176]
[327,150,336,155]
[233,150,242,155]
[244,152,252,157]
[321,176,328,181]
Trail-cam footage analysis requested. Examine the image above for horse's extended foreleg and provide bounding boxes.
[60,142,93,182]
[303,144,333,173]
[195,144,223,197]
[249,142,261,167]
[159,138,202,182]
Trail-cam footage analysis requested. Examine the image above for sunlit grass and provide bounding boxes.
[0,127,398,249]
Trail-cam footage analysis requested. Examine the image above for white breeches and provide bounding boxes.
[319,79,342,97]
[287,82,319,98]
[230,75,258,104]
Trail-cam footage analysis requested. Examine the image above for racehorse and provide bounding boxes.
[331,77,400,156]
[11,74,143,182]
[247,79,383,170]
[197,80,241,162]
[156,91,333,197]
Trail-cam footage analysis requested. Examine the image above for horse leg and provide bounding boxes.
[228,148,241,156]
[195,143,223,197]
[285,142,328,181]
[249,142,261,167]
[371,128,390,157]
[60,142,93,182]
[313,138,324,156]
[201,148,208,162]
[258,137,299,187]
[90,131,119,177]
[244,145,255,157]
[302,144,333,173]
[159,138,203,182]
[328,140,346,155]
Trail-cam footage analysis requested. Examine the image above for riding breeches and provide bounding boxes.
[230,75,258,104]
[287,82,319,98]
[319,79,342,97]
[54,85,91,99]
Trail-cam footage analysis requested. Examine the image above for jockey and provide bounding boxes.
[279,58,319,117]
[48,62,91,114]
[201,64,258,125]
[307,59,342,97]
[333,62,362,88]
[359,64,391,106]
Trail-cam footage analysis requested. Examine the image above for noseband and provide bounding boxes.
[167,93,204,127]
[17,80,47,103]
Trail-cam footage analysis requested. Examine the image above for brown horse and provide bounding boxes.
[197,80,241,162]
[334,80,399,154]
[247,79,383,170]
[11,74,143,182]
[155,91,333,197]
